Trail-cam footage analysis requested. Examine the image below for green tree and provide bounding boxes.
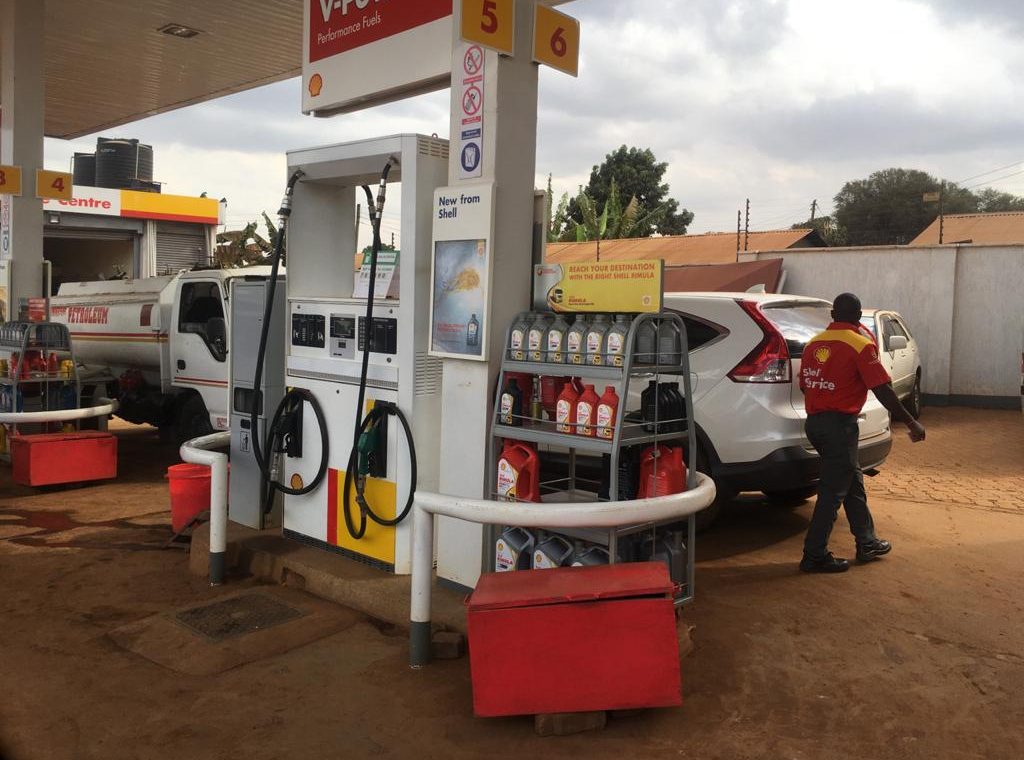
[571,145,694,237]
[833,168,976,245]
[973,187,1024,213]
[545,174,572,243]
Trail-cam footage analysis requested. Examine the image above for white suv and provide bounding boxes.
[859,309,922,418]
[664,292,892,520]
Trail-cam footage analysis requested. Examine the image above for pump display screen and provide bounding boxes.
[330,316,356,340]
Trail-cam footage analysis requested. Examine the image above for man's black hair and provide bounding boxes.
[832,292,862,322]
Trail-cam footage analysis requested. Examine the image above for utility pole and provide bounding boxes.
[743,198,750,252]
[391,231,395,249]
[736,210,741,261]
[938,183,945,245]
[810,199,817,222]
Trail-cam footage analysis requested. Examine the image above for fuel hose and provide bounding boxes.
[341,159,419,540]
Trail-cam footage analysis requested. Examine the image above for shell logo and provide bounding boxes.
[308,73,323,97]
[814,346,831,364]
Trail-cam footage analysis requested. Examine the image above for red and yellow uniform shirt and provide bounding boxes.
[800,322,891,415]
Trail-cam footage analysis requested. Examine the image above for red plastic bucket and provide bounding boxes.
[166,463,211,532]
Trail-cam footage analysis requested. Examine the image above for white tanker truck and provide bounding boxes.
[51,267,275,442]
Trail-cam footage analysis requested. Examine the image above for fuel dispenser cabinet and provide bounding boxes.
[229,276,286,529]
[281,135,447,573]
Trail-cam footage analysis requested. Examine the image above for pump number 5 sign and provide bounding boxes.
[461,0,515,56]
[36,170,74,201]
[533,4,580,77]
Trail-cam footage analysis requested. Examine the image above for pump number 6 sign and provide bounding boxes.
[533,4,580,77]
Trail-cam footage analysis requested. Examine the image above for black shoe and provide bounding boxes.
[856,539,892,562]
[799,552,850,573]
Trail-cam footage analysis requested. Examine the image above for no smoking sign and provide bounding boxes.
[459,44,485,179]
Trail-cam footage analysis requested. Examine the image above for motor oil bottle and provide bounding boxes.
[606,314,631,367]
[641,380,659,433]
[637,445,687,498]
[662,381,685,432]
[499,378,524,426]
[575,384,600,437]
[566,314,591,367]
[528,313,553,362]
[586,314,611,366]
[555,381,579,434]
[530,377,543,420]
[596,385,620,440]
[495,527,536,572]
[496,440,541,502]
[509,312,533,361]
[466,313,480,348]
[571,544,610,566]
[540,375,560,420]
[545,313,571,364]
[642,529,686,585]
[634,319,658,366]
[657,318,683,367]
[533,534,573,569]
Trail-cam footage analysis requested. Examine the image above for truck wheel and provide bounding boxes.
[908,375,922,419]
[173,394,213,445]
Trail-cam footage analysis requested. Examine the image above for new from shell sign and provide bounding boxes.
[303,0,454,116]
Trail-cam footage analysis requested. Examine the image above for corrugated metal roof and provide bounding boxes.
[910,212,1024,246]
[545,229,822,265]
[663,259,784,293]
[1,0,303,139]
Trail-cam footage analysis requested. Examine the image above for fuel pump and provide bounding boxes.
[268,134,448,573]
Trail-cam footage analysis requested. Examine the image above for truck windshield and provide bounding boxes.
[761,303,832,355]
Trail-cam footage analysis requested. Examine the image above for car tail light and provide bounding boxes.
[728,300,791,383]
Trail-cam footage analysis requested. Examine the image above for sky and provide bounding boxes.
[44,0,1024,245]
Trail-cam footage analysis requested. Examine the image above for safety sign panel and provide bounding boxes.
[459,44,485,180]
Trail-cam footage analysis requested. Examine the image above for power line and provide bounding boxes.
[955,159,1023,185]
[963,168,1024,191]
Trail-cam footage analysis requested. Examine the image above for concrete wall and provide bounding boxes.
[740,244,1024,405]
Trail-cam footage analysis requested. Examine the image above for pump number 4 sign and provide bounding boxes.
[36,170,74,201]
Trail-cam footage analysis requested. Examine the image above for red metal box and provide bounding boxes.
[466,562,682,717]
[11,432,118,486]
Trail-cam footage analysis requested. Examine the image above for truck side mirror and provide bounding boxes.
[207,317,227,360]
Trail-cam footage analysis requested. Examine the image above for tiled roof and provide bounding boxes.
[545,229,822,265]
[910,212,1024,245]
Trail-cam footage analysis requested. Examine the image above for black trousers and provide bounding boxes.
[803,412,877,559]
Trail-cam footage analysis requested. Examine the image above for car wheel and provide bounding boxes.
[693,444,733,532]
[908,375,922,419]
[764,485,817,505]
[173,394,213,446]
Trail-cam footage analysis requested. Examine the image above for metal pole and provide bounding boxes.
[736,210,741,261]
[743,198,750,251]
[180,430,231,585]
[410,503,434,668]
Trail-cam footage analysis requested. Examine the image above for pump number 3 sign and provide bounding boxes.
[0,165,23,196]
[533,4,580,77]
[36,170,74,201]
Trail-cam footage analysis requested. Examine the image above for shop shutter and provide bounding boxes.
[156,222,208,274]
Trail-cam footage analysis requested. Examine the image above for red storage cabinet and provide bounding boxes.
[11,432,118,486]
[466,562,682,717]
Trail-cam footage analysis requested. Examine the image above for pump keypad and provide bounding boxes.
[291,313,325,348]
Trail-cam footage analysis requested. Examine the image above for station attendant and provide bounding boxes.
[799,293,926,574]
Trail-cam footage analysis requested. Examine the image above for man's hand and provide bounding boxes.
[907,420,926,443]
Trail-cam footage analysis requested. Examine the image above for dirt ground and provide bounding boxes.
[1,408,1022,760]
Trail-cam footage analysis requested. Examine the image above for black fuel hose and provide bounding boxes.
[341,159,420,540]
[342,401,418,539]
[248,169,330,510]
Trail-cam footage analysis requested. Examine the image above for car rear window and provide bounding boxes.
[761,303,832,355]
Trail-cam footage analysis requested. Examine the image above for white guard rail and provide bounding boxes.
[0,399,118,424]
[409,473,716,668]
[180,431,231,585]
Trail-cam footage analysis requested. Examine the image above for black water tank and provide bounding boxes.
[95,137,154,189]
[72,153,96,186]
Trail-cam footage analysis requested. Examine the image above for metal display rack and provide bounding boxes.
[488,310,699,604]
[0,321,82,455]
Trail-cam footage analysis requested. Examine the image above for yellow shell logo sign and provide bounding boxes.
[814,347,831,364]
[308,73,323,97]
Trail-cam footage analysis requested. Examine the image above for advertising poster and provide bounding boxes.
[431,239,487,356]
[429,183,495,360]
[0,260,8,322]
[533,260,664,313]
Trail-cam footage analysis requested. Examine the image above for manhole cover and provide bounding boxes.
[175,594,303,642]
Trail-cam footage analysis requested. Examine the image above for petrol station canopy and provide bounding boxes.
[0,0,304,139]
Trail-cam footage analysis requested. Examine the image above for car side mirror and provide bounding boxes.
[888,335,908,351]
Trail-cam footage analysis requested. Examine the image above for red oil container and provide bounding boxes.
[596,385,619,440]
[555,381,578,434]
[636,445,687,498]
[467,562,682,717]
[496,440,540,502]
[575,384,600,437]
